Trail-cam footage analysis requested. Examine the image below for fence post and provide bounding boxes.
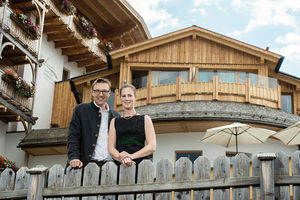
[257,153,276,200]
[26,166,48,200]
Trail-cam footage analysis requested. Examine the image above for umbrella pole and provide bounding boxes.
[235,128,238,154]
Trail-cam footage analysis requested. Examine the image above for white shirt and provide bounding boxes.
[91,102,112,161]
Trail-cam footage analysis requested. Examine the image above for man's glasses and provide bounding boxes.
[93,90,110,95]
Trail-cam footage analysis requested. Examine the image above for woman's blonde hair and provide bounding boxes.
[120,84,136,96]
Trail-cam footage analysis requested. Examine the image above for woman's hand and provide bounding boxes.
[120,151,136,167]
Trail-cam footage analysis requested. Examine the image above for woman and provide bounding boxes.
[108,84,156,167]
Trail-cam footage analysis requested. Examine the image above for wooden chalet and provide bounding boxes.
[19,25,300,156]
[0,0,150,162]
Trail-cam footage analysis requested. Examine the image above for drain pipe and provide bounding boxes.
[69,52,113,104]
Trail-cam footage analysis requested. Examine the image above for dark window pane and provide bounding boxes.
[281,94,292,113]
[132,71,148,89]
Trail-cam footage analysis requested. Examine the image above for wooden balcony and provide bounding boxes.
[0,6,39,57]
[51,75,281,128]
[0,69,34,123]
[115,76,281,111]
[42,0,107,72]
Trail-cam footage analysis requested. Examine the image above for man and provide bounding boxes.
[67,78,120,168]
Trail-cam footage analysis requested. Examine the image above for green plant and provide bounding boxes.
[58,0,76,15]
[0,155,18,172]
[78,15,97,38]
[101,39,114,51]
[2,69,35,98]
[13,9,41,39]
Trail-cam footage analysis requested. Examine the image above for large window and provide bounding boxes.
[218,71,235,83]
[152,71,188,86]
[281,94,292,113]
[198,71,214,82]
[132,70,148,89]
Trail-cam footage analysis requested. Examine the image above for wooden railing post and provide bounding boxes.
[26,166,48,200]
[213,75,218,100]
[245,78,251,103]
[176,76,182,101]
[277,85,281,109]
[257,153,276,200]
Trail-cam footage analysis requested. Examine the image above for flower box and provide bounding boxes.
[74,16,97,39]
[10,12,40,40]
[55,0,76,16]
[1,70,35,98]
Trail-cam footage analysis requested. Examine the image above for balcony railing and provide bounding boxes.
[0,6,39,57]
[0,69,33,112]
[115,76,281,110]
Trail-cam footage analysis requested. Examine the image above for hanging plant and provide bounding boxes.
[58,0,76,16]
[10,9,41,40]
[77,15,97,39]
[101,39,115,51]
[1,69,35,98]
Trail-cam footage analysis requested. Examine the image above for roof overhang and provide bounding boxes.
[110,25,282,67]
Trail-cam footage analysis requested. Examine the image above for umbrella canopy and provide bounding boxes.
[201,122,275,153]
[273,121,300,145]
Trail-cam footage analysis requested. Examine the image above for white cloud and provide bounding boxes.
[193,0,222,7]
[275,45,300,61]
[230,0,300,35]
[276,32,300,44]
[189,8,207,16]
[275,32,300,61]
[126,0,180,35]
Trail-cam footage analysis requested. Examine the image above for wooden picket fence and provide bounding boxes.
[1,151,300,200]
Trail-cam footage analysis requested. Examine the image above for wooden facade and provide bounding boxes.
[50,26,300,129]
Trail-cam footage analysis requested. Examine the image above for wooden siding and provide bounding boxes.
[129,37,261,65]
[50,81,76,128]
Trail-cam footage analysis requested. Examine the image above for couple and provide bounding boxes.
[67,78,156,169]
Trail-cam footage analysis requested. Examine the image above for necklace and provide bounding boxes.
[123,112,137,120]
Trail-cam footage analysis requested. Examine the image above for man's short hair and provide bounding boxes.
[92,78,111,90]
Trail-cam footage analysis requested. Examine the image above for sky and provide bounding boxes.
[126,0,300,78]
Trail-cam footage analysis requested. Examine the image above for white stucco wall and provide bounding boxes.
[4,132,26,167]
[28,154,67,168]
[0,121,7,155]
[31,34,85,129]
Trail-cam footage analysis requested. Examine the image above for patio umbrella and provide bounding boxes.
[201,122,275,153]
[272,121,300,145]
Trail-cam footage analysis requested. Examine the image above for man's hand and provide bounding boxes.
[69,159,83,168]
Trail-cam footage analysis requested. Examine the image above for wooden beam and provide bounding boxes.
[47,33,74,42]
[77,59,104,68]
[102,23,136,39]
[73,67,120,85]
[55,40,82,49]
[44,16,61,25]
[44,25,69,34]
[0,97,35,124]
[62,47,88,56]
[68,53,95,62]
